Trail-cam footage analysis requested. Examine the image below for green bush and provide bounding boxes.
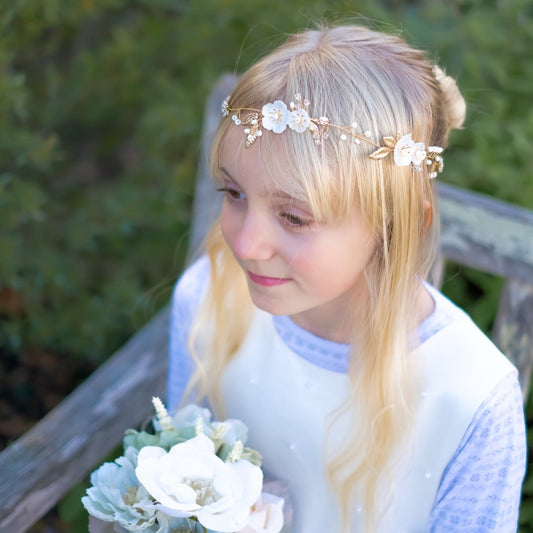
[1,1,197,361]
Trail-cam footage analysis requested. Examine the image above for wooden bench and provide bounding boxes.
[1,74,532,533]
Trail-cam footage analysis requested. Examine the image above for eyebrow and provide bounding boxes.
[219,165,296,202]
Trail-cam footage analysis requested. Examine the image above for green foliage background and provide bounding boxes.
[1,0,532,530]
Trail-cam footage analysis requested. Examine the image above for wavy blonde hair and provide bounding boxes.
[185,24,465,532]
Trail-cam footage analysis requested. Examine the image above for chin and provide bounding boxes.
[248,290,295,317]
[250,298,289,316]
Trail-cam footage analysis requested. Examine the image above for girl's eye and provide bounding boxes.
[216,186,245,201]
[280,211,314,228]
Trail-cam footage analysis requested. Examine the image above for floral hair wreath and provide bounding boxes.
[222,93,444,178]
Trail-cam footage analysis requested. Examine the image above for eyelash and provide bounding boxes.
[216,186,314,229]
[280,212,314,228]
[216,186,245,201]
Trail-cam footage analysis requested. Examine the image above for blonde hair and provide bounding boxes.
[185,24,465,532]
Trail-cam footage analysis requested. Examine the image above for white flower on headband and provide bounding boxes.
[288,108,311,133]
[221,99,230,117]
[262,101,290,133]
[393,134,427,169]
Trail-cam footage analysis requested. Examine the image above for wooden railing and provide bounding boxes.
[1,74,532,533]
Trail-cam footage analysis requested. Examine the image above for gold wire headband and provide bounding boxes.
[222,93,444,178]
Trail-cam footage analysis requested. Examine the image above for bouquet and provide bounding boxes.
[82,398,285,533]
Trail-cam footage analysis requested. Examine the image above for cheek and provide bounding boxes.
[220,204,237,248]
[291,234,373,288]
[288,244,331,281]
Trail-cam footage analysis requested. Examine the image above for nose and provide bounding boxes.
[232,210,276,261]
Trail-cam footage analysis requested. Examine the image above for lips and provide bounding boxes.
[247,271,292,287]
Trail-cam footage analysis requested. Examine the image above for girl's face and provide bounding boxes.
[218,129,377,343]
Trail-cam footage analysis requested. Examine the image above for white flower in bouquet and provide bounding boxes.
[136,434,263,532]
[82,447,157,530]
[167,404,213,431]
[238,493,284,533]
[167,404,248,448]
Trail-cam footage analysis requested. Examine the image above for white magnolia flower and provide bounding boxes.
[288,108,311,133]
[135,434,263,533]
[261,101,289,133]
[238,492,284,533]
[393,133,426,168]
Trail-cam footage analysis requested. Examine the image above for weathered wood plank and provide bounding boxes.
[438,182,533,282]
[493,279,533,400]
[0,307,169,533]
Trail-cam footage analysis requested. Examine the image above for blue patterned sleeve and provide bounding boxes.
[166,256,210,412]
[429,372,527,532]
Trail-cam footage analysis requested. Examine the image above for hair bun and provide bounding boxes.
[433,66,466,131]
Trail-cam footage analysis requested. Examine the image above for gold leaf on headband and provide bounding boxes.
[369,147,393,160]
[382,136,397,148]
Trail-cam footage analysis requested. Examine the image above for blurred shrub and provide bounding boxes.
[1,1,196,361]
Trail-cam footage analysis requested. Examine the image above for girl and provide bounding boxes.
[167,25,526,532]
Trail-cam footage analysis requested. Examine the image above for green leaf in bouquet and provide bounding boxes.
[123,429,161,451]
[177,425,198,441]
[215,442,232,462]
[215,442,262,468]
[241,447,262,468]
[157,429,185,449]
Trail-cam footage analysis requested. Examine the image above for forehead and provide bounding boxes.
[218,125,282,192]
[219,126,261,170]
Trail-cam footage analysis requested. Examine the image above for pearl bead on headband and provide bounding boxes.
[222,93,444,179]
